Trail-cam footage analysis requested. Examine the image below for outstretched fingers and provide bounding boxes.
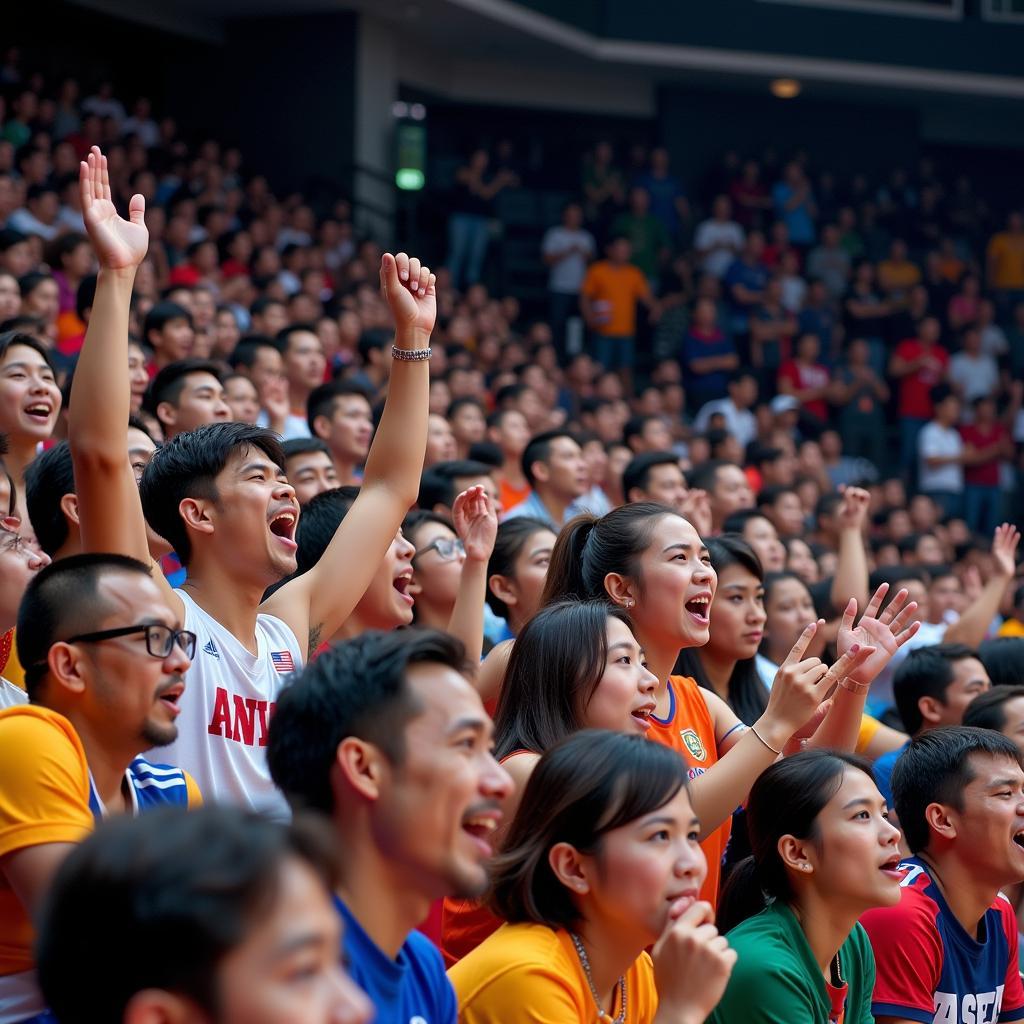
[782,619,824,667]
[826,642,875,688]
[862,581,889,623]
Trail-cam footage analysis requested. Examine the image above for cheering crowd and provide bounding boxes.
[2,58,1024,1024]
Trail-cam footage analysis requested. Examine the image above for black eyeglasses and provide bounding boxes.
[66,624,197,660]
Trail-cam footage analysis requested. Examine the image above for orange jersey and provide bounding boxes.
[648,675,730,908]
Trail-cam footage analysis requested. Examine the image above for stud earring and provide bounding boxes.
[625,599,634,609]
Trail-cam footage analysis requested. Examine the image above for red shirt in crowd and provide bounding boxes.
[960,421,1008,487]
[893,338,949,419]
[777,359,829,421]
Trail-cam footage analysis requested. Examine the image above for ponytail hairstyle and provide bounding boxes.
[717,749,874,934]
[676,535,769,726]
[488,730,689,929]
[494,600,635,761]
[542,502,681,606]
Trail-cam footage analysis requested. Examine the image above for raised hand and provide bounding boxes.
[79,146,148,271]
[992,523,1021,579]
[259,376,290,433]
[836,583,921,685]
[681,488,712,539]
[379,252,436,340]
[652,900,736,1024]
[451,485,497,564]
[759,620,831,747]
[835,485,870,532]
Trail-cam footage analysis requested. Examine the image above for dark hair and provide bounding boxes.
[717,750,875,933]
[36,806,339,1024]
[143,300,192,343]
[447,396,486,420]
[488,730,688,928]
[892,726,1024,854]
[0,330,58,375]
[543,503,680,607]
[227,334,279,371]
[722,508,772,535]
[75,273,97,322]
[143,358,223,417]
[267,629,468,813]
[17,553,153,700]
[494,601,635,760]
[521,429,579,488]
[274,322,319,354]
[402,508,453,548]
[306,380,372,436]
[23,440,74,557]
[418,459,492,511]
[622,451,681,501]
[978,638,1024,689]
[281,436,330,462]
[622,415,661,449]
[756,484,797,510]
[486,516,555,621]
[294,486,360,575]
[17,271,55,299]
[678,536,769,725]
[687,459,730,494]
[140,422,284,566]
[357,327,391,362]
[963,686,1024,734]
[893,643,978,735]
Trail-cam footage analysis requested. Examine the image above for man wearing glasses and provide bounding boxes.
[0,553,200,1024]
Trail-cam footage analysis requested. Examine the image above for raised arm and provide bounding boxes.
[70,148,177,604]
[945,524,1020,648]
[830,485,870,614]
[264,253,432,655]
[447,486,497,672]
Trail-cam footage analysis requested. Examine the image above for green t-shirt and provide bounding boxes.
[707,902,875,1024]
[610,212,669,279]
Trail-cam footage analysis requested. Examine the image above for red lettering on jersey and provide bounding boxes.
[207,686,231,737]
[232,695,261,745]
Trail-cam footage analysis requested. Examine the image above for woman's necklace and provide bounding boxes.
[570,931,627,1024]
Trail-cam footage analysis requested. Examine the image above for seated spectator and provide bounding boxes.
[281,437,339,506]
[683,297,738,412]
[689,459,755,534]
[722,508,787,573]
[425,412,458,467]
[143,358,231,441]
[963,684,1024,755]
[36,806,372,1024]
[998,585,1024,639]
[485,516,557,643]
[307,381,373,487]
[273,323,327,439]
[623,451,688,513]
[143,299,194,371]
[757,484,805,539]
[448,396,487,460]
[692,371,759,450]
[267,630,512,1021]
[8,184,61,242]
[873,644,990,806]
[861,728,1024,1022]
[504,430,588,530]
[419,459,500,519]
[222,372,260,424]
[623,413,673,455]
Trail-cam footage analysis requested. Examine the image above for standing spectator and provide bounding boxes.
[1008,302,1024,383]
[121,97,160,148]
[843,261,891,374]
[891,314,950,481]
[581,140,625,236]
[694,195,744,279]
[986,210,1024,316]
[611,186,670,288]
[798,278,841,362]
[540,201,594,363]
[805,223,851,300]
[750,277,797,395]
[876,237,921,306]
[446,149,517,290]
[81,81,126,127]
[682,296,737,411]
[579,234,658,390]
[776,250,807,315]
[918,385,965,519]
[976,297,1008,359]
[961,395,1012,536]
[777,332,830,430]
[724,231,768,352]
[830,338,889,471]
[949,326,999,407]
[771,162,817,249]
[633,145,690,243]
[729,158,773,230]
[947,272,982,333]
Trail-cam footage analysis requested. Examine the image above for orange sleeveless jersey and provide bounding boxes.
[649,675,730,909]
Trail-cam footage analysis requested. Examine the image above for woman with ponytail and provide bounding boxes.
[450,730,736,1024]
[542,503,908,907]
[710,750,902,1024]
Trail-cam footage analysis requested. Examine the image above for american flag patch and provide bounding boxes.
[270,650,295,674]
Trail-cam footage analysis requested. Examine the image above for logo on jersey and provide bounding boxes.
[203,639,220,659]
[680,728,707,762]
[271,650,295,674]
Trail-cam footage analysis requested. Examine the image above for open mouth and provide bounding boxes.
[684,595,711,625]
[157,681,185,717]
[24,403,52,423]
[879,854,903,878]
[461,810,501,857]
[1013,829,1024,850]
[268,508,298,551]
[630,703,656,731]
[393,571,415,607]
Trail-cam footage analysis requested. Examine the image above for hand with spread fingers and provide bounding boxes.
[452,485,497,565]
[836,582,922,687]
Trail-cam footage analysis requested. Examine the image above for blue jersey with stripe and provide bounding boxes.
[87,756,192,819]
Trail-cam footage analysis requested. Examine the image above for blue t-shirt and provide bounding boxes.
[871,740,908,807]
[724,259,769,328]
[861,856,1024,1023]
[772,182,816,245]
[335,895,456,1024]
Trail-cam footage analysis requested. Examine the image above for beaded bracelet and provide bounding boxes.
[391,345,431,361]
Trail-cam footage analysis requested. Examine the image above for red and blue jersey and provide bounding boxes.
[860,856,1024,1024]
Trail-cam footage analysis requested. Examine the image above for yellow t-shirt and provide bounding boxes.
[449,921,658,1023]
[988,232,1024,290]
[998,618,1024,638]
[0,705,201,977]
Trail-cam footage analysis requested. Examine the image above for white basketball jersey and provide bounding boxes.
[148,589,303,819]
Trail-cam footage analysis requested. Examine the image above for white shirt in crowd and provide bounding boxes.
[541,226,595,294]
[918,421,963,493]
[948,351,999,405]
[692,398,757,448]
[694,218,745,278]
[147,589,304,820]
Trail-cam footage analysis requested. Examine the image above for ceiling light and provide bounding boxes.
[770,78,801,99]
